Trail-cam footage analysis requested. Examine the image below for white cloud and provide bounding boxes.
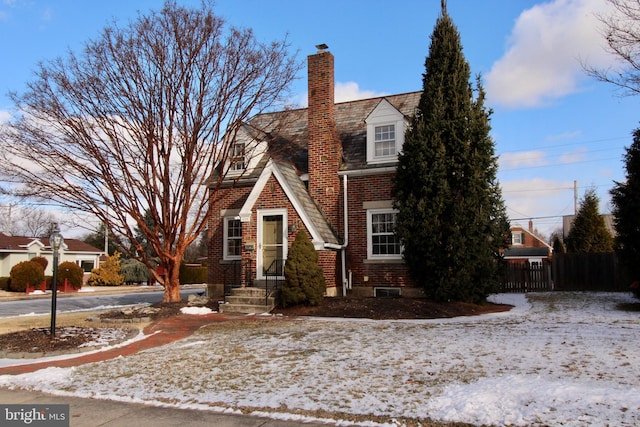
[292,81,387,107]
[499,150,547,169]
[486,0,614,109]
[334,82,387,103]
[559,147,587,163]
[545,130,582,142]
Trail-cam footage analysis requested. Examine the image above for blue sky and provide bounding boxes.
[1,0,637,239]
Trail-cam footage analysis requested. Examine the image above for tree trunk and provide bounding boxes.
[162,260,182,303]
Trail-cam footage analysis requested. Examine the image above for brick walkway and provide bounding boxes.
[0,313,234,376]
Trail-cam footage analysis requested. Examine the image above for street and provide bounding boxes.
[0,288,203,318]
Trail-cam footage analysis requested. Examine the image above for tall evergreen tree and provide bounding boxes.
[610,128,640,284]
[392,1,509,303]
[565,187,613,253]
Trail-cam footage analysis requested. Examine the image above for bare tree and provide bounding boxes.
[13,206,58,237]
[0,1,300,302]
[585,0,640,95]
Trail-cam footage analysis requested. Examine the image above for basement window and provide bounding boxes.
[374,287,401,297]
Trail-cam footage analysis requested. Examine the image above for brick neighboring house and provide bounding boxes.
[0,232,103,282]
[208,47,423,298]
[504,221,553,265]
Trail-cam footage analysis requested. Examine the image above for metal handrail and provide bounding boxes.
[222,260,241,296]
[264,259,284,305]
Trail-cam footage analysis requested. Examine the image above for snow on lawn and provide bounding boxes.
[2,292,640,426]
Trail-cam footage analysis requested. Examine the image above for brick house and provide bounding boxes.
[504,221,552,265]
[208,47,423,299]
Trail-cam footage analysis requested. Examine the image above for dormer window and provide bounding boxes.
[374,124,396,157]
[366,99,406,164]
[230,142,246,172]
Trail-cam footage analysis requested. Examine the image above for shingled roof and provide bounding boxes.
[232,91,421,178]
[0,232,102,253]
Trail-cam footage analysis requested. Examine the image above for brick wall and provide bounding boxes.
[207,185,252,287]
[345,172,416,295]
[208,175,339,293]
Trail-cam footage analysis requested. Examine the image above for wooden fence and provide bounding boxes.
[501,253,631,293]
[552,252,628,291]
[501,260,552,293]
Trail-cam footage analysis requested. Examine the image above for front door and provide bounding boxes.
[258,209,287,279]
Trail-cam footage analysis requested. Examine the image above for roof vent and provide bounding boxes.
[315,43,329,53]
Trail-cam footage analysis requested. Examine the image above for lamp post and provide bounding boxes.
[50,224,64,337]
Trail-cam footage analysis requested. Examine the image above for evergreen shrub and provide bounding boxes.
[9,261,45,292]
[30,256,48,272]
[87,252,125,286]
[57,261,84,290]
[120,258,151,285]
[279,230,326,308]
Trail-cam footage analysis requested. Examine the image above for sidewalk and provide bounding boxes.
[0,388,329,426]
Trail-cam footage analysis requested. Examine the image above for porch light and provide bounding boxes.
[50,223,64,337]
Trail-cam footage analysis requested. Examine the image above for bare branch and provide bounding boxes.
[0,1,301,301]
[584,0,640,95]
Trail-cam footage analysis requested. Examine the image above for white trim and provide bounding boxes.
[509,226,553,250]
[365,99,406,165]
[223,217,242,260]
[362,200,394,210]
[257,208,287,279]
[238,159,326,248]
[338,167,397,177]
[366,208,402,260]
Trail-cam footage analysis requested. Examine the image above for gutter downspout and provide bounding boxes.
[323,174,350,296]
[341,174,349,296]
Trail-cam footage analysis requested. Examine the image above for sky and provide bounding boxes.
[0,0,638,239]
[2,292,640,426]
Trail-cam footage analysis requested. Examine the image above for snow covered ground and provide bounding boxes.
[1,292,639,426]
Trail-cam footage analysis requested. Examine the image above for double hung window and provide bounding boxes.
[367,209,402,259]
[224,217,242,260]
[374,124,396,158]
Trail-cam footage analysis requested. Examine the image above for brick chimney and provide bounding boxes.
[307,45,342,229]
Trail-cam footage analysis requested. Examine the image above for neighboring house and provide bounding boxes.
[208,47,423,298]
[562,214,616,240]
[503,221,552,265]
[0,232,103,282]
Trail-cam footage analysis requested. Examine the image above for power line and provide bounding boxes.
[500,156,622,172]
[497,136,629,156]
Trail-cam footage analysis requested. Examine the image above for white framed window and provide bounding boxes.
[230,142,246,172]
[367,208,402,259]
[223,217,242,260]
[374,124,396,157]
[512,232,524,245]
[365,99,406,164]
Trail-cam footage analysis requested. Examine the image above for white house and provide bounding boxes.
[0,232,103,279]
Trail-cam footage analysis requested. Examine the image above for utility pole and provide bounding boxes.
[574,180,578,214]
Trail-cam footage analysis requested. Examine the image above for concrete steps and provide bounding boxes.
[219,287,275,314]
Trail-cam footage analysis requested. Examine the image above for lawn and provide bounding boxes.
[1,292,640,426]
